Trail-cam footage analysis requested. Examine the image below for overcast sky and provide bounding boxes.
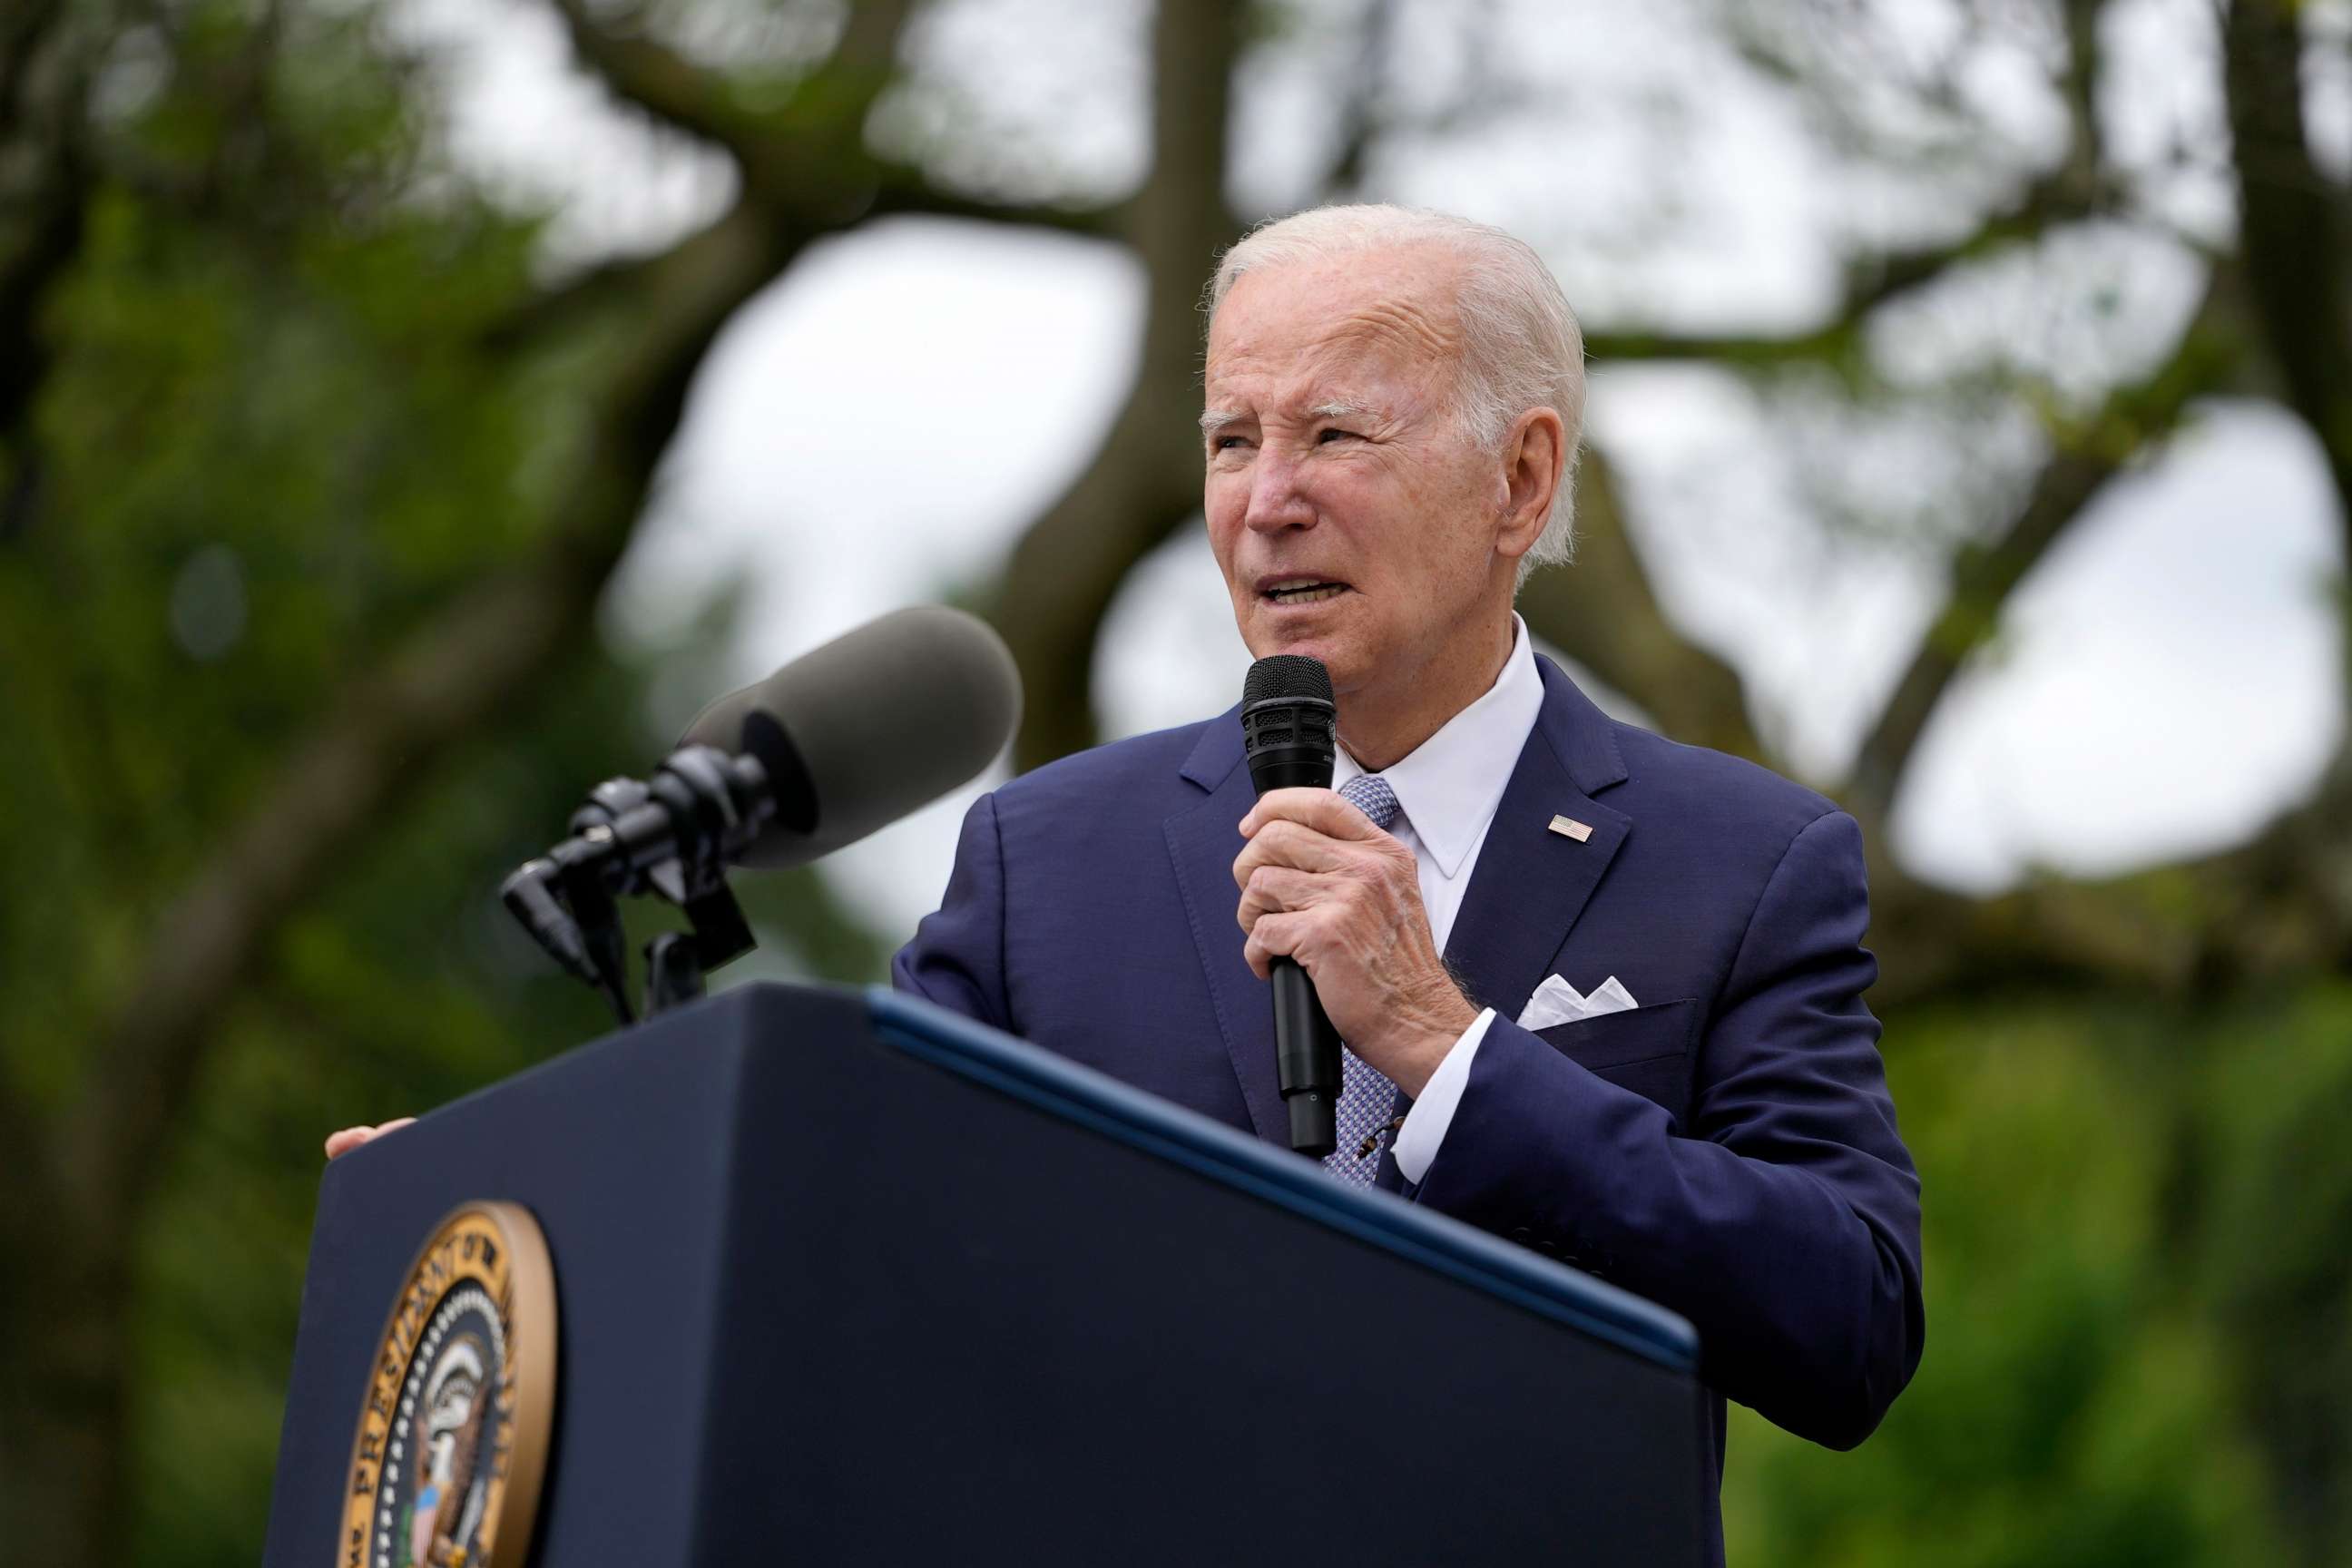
[406,0,2346,948]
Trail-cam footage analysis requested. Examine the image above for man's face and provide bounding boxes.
[1201,246,1509,698]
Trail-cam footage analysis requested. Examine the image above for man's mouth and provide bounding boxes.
[1262,581,1351,605]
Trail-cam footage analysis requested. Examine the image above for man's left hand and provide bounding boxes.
[1233,787,1477,1097]
[323,1118,414,1159]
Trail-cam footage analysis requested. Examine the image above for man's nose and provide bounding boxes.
[1242,450,1317,534]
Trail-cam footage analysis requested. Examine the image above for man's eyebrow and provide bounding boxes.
[1199,401,1382,438]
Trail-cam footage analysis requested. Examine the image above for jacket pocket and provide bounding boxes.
[1532,998,1702,1127]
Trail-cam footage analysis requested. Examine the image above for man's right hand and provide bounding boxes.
[323,1119,414,1160]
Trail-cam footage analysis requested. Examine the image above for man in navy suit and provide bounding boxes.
[895,204,1922,1562]
[328,203,1920,1558]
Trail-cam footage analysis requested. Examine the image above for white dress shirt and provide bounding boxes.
[1329,615,1544,1183]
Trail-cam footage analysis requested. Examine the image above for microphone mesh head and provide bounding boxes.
[680,605,1021,869]
[1240,654,1336,794]
[1242,654,1333,707]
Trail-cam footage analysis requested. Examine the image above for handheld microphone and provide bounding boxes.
[1240,654,1344,1157]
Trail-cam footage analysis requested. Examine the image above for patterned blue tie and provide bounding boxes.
[1326,774,1404,1185]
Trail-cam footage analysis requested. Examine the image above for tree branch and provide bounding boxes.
[2223,0,2352,556]
[544,0,771,157]
[991,0,1245,770]
[1582,161,2109,368]
[2057,0,2108,191]
[861,168,1125,239]
[1516,447,1767,761]
[1844,289,2242,822]
[57,198,794,1229]
[545,0,914,218]
[1321,0,1401,200]
[0,2,97,540]
[1867,759,2352,1010]
[831,0,916,76]
[514,2,1122,348]
[475,248,667,352]
[0,0,71,112]
[488,0,938,352]
[1588,0,2118,372]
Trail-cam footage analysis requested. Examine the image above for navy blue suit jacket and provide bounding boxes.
[895,656,1924,1555]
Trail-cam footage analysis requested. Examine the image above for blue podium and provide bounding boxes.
[264,984,1706,1564]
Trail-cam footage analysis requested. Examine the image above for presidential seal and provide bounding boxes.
[342,1202,556,1568]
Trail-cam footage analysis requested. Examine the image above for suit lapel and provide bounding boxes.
[1164,718,1288,1143]
[1441,658,1632,1027]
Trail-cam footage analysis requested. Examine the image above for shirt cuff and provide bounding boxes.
[1390,1007,1496,1185]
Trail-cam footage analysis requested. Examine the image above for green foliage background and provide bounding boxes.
[1723,988,2352,1567]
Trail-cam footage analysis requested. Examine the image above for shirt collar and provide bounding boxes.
[1331,614,1544,880]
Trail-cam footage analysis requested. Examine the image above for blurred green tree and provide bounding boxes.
[5,2,2351,1565]
[0,0,954,1560]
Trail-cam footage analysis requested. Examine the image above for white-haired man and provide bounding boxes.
[336,205,1923,1563]
[897,204,1923,1564]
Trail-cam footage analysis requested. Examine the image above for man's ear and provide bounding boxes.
[1493,406,1567,562]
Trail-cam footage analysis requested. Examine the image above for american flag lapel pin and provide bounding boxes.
[1548,814,1593,842]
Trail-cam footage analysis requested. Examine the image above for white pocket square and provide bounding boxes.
[1517,974,1639,1031]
